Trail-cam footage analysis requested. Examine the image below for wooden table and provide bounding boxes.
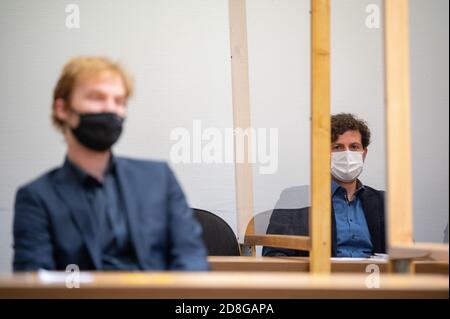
[208,256,449,274]
[0,272,447,298]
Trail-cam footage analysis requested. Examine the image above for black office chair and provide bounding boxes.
[193,208,241,256]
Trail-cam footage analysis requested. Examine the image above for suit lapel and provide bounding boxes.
[53,167,102,269]
[115,158,145,269]
[331,206,337,256]
[361,189,381,252]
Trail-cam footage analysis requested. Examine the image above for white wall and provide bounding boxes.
[0,0,448,272]
[247,0,310,227]
[410,0,449,242]
[331,0,385,190]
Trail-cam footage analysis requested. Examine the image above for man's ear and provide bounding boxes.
[362,147,368,161]
[54,98,69,122]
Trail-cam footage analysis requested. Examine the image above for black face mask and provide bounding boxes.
[71,112,124,151]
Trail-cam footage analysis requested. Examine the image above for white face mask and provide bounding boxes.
[331,150,364,182]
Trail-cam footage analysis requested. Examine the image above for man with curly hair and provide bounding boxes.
[264,113,386,257]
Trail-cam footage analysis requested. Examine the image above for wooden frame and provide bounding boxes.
[228,0,255,250]
[384,0,414,248]
[309,0,331,273]
[0,272,447,298]
[229,0,331,274]
[384,0,449,269]
[207,256,449,275]
[244,235,311,251]
[230,0,448,275]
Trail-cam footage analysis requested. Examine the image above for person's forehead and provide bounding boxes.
[75,71,126,94]
[334,130,362,143]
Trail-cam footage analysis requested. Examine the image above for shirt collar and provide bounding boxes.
[63,154,117,187]
[331,178,366,197]
[331,179,341,196]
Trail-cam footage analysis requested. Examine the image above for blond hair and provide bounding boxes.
[52,56,133,131]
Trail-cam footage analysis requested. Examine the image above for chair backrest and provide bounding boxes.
[193,208,241,256]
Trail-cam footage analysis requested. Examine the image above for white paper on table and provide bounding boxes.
[37,269,94,285]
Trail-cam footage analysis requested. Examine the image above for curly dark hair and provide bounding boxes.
[331,113,371,148]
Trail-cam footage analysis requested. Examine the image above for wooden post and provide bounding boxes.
[228,0,255,253]
[310,0,331,273]
[384,0,414,247]
[384,0,449,270]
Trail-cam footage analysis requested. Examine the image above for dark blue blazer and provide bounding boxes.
[13,157,209,271]
[262,186,386,257]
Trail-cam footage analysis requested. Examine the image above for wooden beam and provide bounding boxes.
[0,272,447,298]
[228,0,255,246]
[390,243,449,262]
[384,0,414,246]
[208,256,390,273]
[413,261,449,275]
[209,256,311,272]
[244,234,311,251]
[208,256,447,274]
[310,0,331,273]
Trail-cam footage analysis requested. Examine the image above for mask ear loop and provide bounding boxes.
[64,104,82,131]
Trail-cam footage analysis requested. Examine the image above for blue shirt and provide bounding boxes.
[331,179,373,257]
[66,156,140,270]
